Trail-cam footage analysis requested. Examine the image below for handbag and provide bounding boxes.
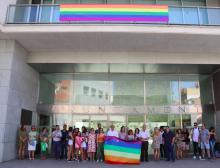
[41,142,46,152]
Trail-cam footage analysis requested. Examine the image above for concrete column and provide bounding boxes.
[0,40,39,162]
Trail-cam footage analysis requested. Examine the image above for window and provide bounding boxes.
[107,0,130,4]
[157,0,181,5]
[105,92,108,100]
[83,86,89,95]
[183,0,206,6]
[110,74,144,105]
[20,109,32,125]
[99,90,103,99]
[110,115,126,133]
[32,0,41,4]
[91,88,96,97]
[132,0,156,4]
[145,75,179,105]
[74,74,108,105]
[38,74,73,104]
[180,75,213,105]
[54,0,78,4]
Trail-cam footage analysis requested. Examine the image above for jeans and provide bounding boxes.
[160,144,166,158]
[141,141,149,161]
[97,142,104,161]
[60,141,68,158]
[193,142,201,156]
[53,141,61,160]
[164,145,175,161]
[209,140,215,157]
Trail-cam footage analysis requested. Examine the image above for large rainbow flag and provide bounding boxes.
[104,136,142,165]
[59,4,169,22]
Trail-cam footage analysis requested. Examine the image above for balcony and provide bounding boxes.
[5,4,220,26]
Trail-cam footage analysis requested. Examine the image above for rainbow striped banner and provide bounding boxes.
[59,4,169,22]
[104,136,142,165]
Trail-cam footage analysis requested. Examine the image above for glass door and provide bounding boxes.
[91,115,107,133]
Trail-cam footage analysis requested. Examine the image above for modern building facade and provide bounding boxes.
[1,0,220,163]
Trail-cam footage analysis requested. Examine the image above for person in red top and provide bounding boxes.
[182,126,190,158]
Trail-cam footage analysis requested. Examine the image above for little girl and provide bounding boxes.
[75,131,86,163]
[82,132,88,161]
[66,127,74,162]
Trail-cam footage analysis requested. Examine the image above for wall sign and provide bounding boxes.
[37,104,215,114]
[59,4,169,22]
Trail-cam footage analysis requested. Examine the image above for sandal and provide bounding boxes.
[22,157,25,160]
[29,158,31,160]
[18,157,22,160]
[177,157,180,160]
[41,158,43,160]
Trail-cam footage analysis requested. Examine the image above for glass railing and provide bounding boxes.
[6,4,220,26]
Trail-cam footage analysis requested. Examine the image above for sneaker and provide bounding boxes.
[68,160,73,162]
[199,156,201,160]
[82,160,87,163]
[86,158,88,161]
[101,159,103,162]
[161,157,164,160]
[67,158,68,161]
[96,159,99,162]
[74,158,77,161]
[200,157,205,161]
[208,157,210,161]
[77,160,80,163]
[193,156,196,159]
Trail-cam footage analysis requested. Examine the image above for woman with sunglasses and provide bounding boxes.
[28,126,40,160]
[88,128,96,162]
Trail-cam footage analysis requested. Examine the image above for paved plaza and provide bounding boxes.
[0,154,219,168]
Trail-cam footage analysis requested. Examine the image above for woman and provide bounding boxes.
[66,127,74,162]
[75,131,86,163]
[176,129,185,160]
[209,126,219,159]
[96,128,105,162]
[40,127,50,160]
[152,127,160,162]
[28,126,40,160]
[127,130,135,141]
[82,132,88,161]
[134,128,140,141]
[119,126,127,140]
[88,128,96,162]
[18,124,27,160]
[82,126,88,136]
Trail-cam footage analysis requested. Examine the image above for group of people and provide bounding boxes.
[18,122,219,163]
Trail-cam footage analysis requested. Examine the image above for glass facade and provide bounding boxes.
[38,74,213,105]
[180,75,213,105]
[74,74,108,105]
[145,75,179,105]
[110,75,144,105]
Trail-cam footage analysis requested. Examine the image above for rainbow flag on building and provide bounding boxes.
[59,4,169,22]
[104,136,142,165]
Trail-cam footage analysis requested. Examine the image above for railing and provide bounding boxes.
[5,4,220,26]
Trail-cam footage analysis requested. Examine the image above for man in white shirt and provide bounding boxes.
[52,125,62,160]
[107,125,119,138]
[191,122,201,160]
[138,125,150,162]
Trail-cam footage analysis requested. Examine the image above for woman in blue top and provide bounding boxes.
[209,126,219,160]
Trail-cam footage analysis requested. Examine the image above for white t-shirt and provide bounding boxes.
[139,130,150,141]
[159,131,164,144]
[82,137,87,148]
[107,130,119,138]
[191,128,200,142]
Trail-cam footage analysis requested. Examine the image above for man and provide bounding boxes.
[162,126,175,162]
[182,126,190,158]
[138,125,150,162]
[191,122,201,160]
[159,126,166,159]
[95,124,103,134]
[107,125,119,138]
[60,125,68,159]
[52,125,62,160]
[199,124,210,160]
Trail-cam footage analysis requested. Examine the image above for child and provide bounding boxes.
[75,131,86,163]
[66,127,74,162]
[159,126,166,159]
[82,132,88,161]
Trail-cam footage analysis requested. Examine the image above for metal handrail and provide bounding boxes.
[5,4,220,26]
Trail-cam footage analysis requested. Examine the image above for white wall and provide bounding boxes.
[0,40,39,162]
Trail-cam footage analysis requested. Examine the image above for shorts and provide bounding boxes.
[201,142,210,150]
[75,146,79,148]
[182,142,189,150]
